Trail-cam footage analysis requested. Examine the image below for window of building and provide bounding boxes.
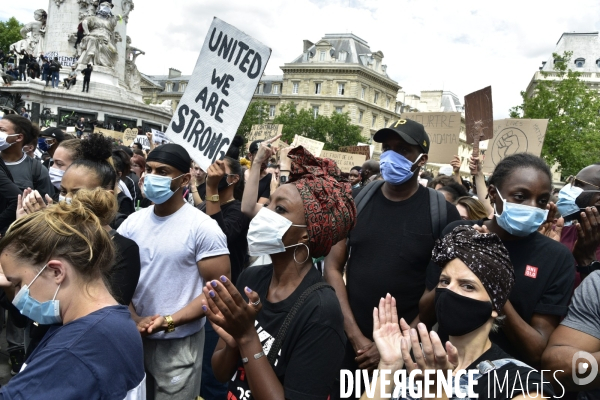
[269,105,276,118]
[339,51,347,62]
[384,118,389,128]
[386,97,390,108]
[315,82,321,95]
[338,83,345,95]
[313,106,319,119]
[376,61,380,71]
[292,82,299,94]
[179,83,186,92]
[361,87,366,100]
[165,83,172,92]
[575,58,586,68]
[257,84,263,94]
[336,107,343,114]
[359,111,364,123]
[273,84,279,94]
[395,104,402,113]
[319,51,325,61]
[374,92,379,104]
[597,59,600,68]
[372,115,377,128]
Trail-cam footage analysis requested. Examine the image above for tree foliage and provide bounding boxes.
[510,51,600,178]
[273,102,364,151]
[236,100,269,141]
[0,17,23,53]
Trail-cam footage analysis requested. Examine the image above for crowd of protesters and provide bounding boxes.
[0,113,598,400]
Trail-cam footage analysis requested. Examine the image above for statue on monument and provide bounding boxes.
[125,36,144,92]
[10,9,47,56]
[77,1,118,68]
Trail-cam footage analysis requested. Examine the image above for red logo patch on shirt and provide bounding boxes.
[525,265,538,278]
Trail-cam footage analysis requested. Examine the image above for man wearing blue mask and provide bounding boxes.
[324,119,461,397]
[556,165,600,281]
[117,144,231,400]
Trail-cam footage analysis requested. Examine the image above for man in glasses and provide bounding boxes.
[556,165,600,281]
[39,127,65,169]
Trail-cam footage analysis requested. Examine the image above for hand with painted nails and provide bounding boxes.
[201,275,262,343]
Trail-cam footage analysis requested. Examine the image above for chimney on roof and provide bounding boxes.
[168,68,181,79]
[303,40,314,53]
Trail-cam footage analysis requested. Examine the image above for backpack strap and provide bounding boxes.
[354,180,385,216]
[427,187,447,240]
[32,159,43,190]
[267,281,333,366]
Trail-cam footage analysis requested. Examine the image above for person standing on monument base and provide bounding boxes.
[81,63,93,93]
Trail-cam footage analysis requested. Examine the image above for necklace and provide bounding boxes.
[221,198,236,205]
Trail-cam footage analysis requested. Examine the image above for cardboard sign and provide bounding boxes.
[320,150,366,173]
[95,128,123,141]
[339,145,371,160]
[151,128,168,144]
[357,142,374,158]
[291,135,324,157]
[464,86,494,147]
[402,112,462,164]
[123,128,138,147]
[482,119,549,174]
[248,124,283,148]
[165,17,271,170]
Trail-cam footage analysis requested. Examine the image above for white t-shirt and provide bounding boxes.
[117,203,229,339]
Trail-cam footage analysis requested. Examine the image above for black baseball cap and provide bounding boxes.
[40,127,65,142]
[373,118,430,154]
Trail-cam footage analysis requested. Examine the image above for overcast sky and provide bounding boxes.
[3,0,600,118]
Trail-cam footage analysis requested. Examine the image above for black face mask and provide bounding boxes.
[217,175,232,191]
[435,288,493,337]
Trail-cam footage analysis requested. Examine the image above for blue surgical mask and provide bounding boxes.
[12,264,62,325]
[143,173,184,204]
[380,151,423,186]
[556,184,584,219]
[494,190,549,236]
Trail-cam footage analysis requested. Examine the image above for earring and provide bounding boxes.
[293,243,310,264]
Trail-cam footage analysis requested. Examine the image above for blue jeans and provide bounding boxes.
[51,71,59,88]
[200,322,228,399]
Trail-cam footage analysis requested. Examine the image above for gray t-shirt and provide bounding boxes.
[4,153,53,199]
[561,271,600,339]
[117,203,229,339]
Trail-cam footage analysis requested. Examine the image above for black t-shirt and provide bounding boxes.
[257,173,272,201]
[109,232,141,306]
[466,343,555,400]
[117,191,135,216]
[347,185,461,339]
[205,200,249,284]
[426,220,575,358]
[229,265,346,400]
[197,181,206,201]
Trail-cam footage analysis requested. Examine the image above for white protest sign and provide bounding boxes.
[151,128,168,144]
[291,135,324,157]
[482,119,549,174]
[402,112,462,164]
[165,17,271,170]
[357,142,374,158]
[320,150,366,173]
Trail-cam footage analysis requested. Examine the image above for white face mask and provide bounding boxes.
[49,167,65,189]
[247,207,307,256]
[0,132,18,151]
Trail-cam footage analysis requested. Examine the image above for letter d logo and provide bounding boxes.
[572,351,598,385]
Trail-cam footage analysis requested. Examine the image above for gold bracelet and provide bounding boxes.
[164,315,175,333]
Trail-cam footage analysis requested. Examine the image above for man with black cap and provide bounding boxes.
[39,127,65,169]
[324,119,460,396]
[117,143,230,400]
[247,139,272,203]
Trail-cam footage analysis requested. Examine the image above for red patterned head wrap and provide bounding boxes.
[287,146,357,258]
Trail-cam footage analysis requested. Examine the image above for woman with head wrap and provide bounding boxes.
[207,136,356,400]
[363,226,555,400]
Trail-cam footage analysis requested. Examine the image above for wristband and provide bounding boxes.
[242,351,265,364]
[164,315,175,333]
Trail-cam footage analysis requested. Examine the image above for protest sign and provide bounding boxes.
[357,142,374,158]
[339,145,371,160]
[122,128,138,147]
[151,128,168,144]
[248,124,283,148]
[95,128,123,141]
[464,86,493,157]
[402,112,462,164]
[482,119,549,174]
[291,135,324,157]
[320,150,366,173]
[165,17,271,170]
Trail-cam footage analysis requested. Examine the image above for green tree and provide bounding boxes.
[510,51,600,178]
[0,17,23,53]
[273,102,364,151]
[237,100,269,142]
